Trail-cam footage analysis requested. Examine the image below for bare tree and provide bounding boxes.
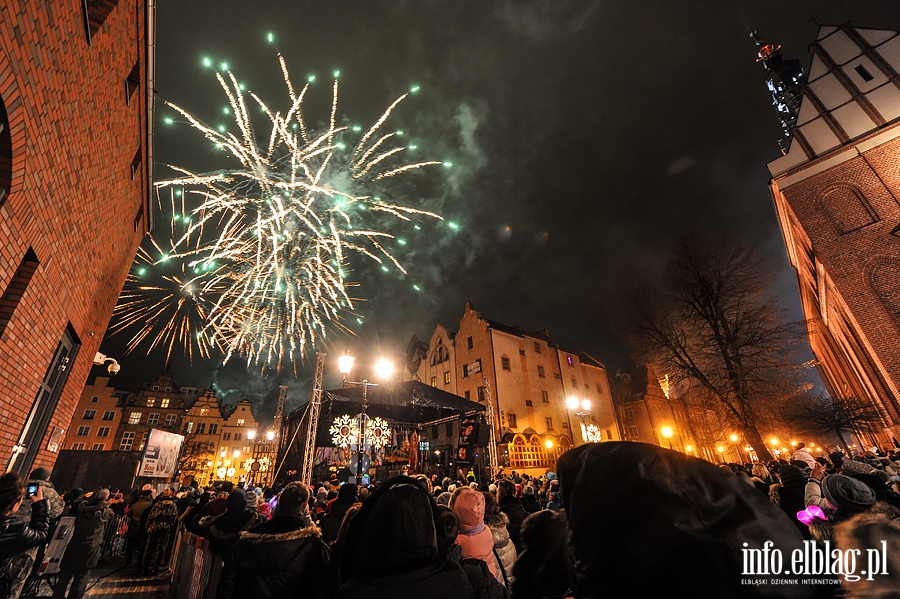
[780,392,886,454]
[629,243,804,462]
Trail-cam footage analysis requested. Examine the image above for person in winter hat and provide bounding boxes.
[53,489,113,599]
[557,442,830,598]
[451,487,498,578]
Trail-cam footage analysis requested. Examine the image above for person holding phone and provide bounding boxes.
[0,472,50,597]
[8,467,64,599]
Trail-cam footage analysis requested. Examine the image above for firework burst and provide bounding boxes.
[115,52,444,371]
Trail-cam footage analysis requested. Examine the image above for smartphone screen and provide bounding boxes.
[27,484,38,497]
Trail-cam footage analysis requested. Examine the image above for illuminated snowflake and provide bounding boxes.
[330,414,359,448]
[584,424,602,443]
[366,417,392,449]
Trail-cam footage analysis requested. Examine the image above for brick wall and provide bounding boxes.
[0,0,150,472]
[778,129,900,436]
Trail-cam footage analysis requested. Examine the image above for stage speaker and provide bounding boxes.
[474,425,490,446]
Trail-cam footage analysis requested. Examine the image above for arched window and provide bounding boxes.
[818,185,878,234]
[871,261,900,318]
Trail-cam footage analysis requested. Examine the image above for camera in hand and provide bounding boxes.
[26,484,38,497]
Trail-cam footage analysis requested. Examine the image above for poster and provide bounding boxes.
[139,428,184,478]
[456,419,479,465]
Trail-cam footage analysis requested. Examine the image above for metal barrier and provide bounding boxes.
[170,531,223,599]
[100,514,129,561]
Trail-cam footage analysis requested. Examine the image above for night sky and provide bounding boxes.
[97,1,900,419]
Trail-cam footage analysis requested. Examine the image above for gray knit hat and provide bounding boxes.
[822,474,876,514]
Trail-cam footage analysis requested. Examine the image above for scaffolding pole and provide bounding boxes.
[482,377,500,479]
[301,352,326,485]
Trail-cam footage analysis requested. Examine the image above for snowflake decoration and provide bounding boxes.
[366,417,392,449]
[258,456,271,472]
[216,467,227,479]
[584,424,602,443]
[330,414,359,448]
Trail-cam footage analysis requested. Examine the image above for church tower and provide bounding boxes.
[751,31,807,152]
[766,23,900,449]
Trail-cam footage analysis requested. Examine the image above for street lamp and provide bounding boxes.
[339,351,394,484]
[266,430,275,441]
[661,426,674,450]
[566,396,592,443]
[730,434,746,464]
[247,430,256,441]
[717,445,726,463]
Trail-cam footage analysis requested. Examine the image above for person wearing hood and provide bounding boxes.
[451,487,499,579]
[124,488,153,568]
[216,481,333,599]
[336,477,472,598]
[438,506,508,599]
[557,441,832,598]
[200,489,262,555]
[52,488,113,599]
[0,472,50,599]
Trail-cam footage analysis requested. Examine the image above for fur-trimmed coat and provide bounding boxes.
[216,515,333,599]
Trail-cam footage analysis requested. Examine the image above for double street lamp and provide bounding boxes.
[566,396,592,444]
[338,352,394,484]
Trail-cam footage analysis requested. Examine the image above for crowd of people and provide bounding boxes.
[0,441,898,598]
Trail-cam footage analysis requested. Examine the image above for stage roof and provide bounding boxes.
[323,379,485,425]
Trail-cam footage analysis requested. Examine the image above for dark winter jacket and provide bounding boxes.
[59,497,114,571]
[0,499,50,567]
[496,494,527,552]
[336,560,475,599]
[199,509,261,555]
[127,495,153,538]
[520,494,540,515]
[447,543,508,599]
[216,515,332,599]
[557,442,833,598]
[336,477,474,599]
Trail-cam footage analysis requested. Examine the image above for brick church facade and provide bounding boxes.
[767,23,900,448]
[0,1,154,474]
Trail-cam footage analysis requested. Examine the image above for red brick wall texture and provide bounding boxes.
[779,127,900,431]
[0,0,150,472]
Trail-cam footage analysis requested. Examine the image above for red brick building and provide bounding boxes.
[0,1,154,474]
[767,24,900,448]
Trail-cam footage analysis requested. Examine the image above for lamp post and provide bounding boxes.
[338,352,394,484]
[566,396,592,444]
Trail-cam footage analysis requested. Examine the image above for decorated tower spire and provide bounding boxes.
[751,31,807,153]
